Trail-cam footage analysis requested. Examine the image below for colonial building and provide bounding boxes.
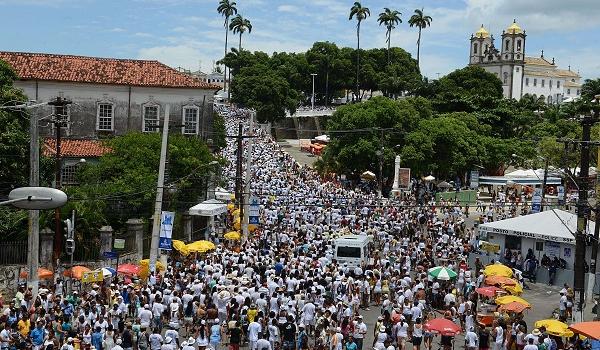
[0,51,220,139]
[469,21,582,103]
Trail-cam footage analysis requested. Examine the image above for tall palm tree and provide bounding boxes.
[349,1,370,102]
[217,0,237,92]
[408,8,432,69]
[229,14,252,51]
[377,7,402,65]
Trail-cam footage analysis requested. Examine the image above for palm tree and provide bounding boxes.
[349,1,370,102]
[229,14,252,51]
[378,8,402,65]
[217,0,237,92]
[408,8,432,69]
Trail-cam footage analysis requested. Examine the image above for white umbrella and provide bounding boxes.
[361,171,376,180]
[424,175,435,181]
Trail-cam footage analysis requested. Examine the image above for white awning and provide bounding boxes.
[189,199,227,216]
[478,209,594,245]
[214,187,232,201]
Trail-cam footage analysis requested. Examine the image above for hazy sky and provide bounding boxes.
[1,0,599,79]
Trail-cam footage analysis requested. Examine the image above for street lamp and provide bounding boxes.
[2,187,67,209]
[311,73,317,111]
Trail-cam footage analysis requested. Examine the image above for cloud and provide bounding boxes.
[277,5,299,13]
[171,26,186,32]
[109,27,126,32]
[134,32,154,38]
[138,45,213,72]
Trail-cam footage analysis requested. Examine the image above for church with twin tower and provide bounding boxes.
[469,20,581,104]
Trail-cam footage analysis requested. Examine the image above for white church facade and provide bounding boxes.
[469,21,582,104]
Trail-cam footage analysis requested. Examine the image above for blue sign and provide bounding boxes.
[159,211,175,250]
[102,251,119,259]
[249,196,260,226]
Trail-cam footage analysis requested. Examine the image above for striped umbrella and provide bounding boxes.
[100,267,116,278]
[428,266,457,280]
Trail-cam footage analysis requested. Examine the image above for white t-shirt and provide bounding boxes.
[495,326,504,344]
[524,345,538,350]
[465,331,478,347]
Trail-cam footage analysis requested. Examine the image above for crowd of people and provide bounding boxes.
[0,105,592,350]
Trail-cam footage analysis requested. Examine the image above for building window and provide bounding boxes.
[182,106,199,135]
[549,80,553,88]
[505,40,510,51]
[548,96,552,104]
[534,79,537,87]
[567,89,571,95]
[577,89,581,96]
[505,236,521,251]
[503,72,508,84]
[97,103,114,131]
[473,43,478,54]
[517,40,522,51]
[541,79,545,88]
[557,81,561,89]
[484,44,488,52]
[143,105,160,133]
[525,78,529,86]
[61,163,79,185]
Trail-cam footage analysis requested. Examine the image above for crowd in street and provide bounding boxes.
[0,105,593,350]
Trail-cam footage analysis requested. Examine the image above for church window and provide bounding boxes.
[505,40,510,51]
[542,79,545,88]
[557,81,561,88]
[577,89,581,95]
[516,67,520,72]
[473,43,478,54]
[525,78,529,86]
[517,40,522,51]
[571,79,575,82]
[549,80,552,88]
[534,79,537,87]
[503,72,509,84]
[567,89,571,94]
[548,96,552,104]
[485,44,489,52]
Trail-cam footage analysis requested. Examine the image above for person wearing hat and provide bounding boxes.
[353,315,367,350]
[373,326,388,350]
[161,337,175,350]
[110,338,124,350]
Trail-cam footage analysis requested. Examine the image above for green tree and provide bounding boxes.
[408,8,432,70]
[66,133,215,235]
[231,65,300,123]
[212,112,226,150]
[229,14,252,51]
[217,0,238,90]
[433,65,503,112]
[377,8,402,65]
[582,78,600,102]
[349,1,370,101]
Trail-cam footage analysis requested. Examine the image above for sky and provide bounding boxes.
[1,0,600,79]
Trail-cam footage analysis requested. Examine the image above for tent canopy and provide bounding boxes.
[478,209,594,245]
[189,199,227,216]
[478,176,562,186]
[214,187,232,201]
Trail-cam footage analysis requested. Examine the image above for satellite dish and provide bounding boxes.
[8,187,68,210]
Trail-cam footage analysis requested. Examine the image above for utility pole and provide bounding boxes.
[377,128,385,198]
[311,73,317,111]
[574,103,598,320]
[48,96,72,266]
[149,105,170,273]
[28,108,40,297]
[541,157,549,211]
[242,112,255,240]
[235,123,244,220]
[591,98,600,273]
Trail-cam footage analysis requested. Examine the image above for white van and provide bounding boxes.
[334,234,373,268]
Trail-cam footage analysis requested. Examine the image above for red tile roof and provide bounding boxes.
[43,138,111,158]
[0,51,220,90]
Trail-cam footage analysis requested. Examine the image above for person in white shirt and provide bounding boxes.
[465,327,478,350]
[111,338,124,350]
[353,316,367,350]
[247,319,262,350]
[255,333,272,350]
[524,337,538,350]
[139,305,153,329]
[160,337,175,350]
[492,321,504,350]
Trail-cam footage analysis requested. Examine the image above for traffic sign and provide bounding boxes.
[102,251,119,259]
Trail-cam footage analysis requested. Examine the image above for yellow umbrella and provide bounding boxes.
[172,240,190,256]
[503,283,523,296]
[249,224,257,233]
[535,319,574,337]
[224,231,241,241]
[227,203,235,211]
[232,209,240,217]
[484,264,513,277]
[139,259,165,271]
[187,240,216,253]
[495,295,531,307]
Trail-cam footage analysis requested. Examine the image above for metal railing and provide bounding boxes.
[0,241,27,264]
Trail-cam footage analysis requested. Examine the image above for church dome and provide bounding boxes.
[506,20,523,34]
[474,25,490,38]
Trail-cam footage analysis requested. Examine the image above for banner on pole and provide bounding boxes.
[159,211,175,250]
[249,196,260,225]
[531,188,542,213]
[470,170,480,189]
[398,168,411,188]
[82,271,104,283]
[557,186,565,205]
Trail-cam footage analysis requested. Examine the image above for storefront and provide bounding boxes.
[477,209,594,269]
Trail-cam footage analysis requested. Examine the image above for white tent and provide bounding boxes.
[478,209,595,245]
[314,134,330,143]
[214,187,232,201]
[189,199,227,216]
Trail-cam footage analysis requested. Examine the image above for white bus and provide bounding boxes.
[334,234,373,268]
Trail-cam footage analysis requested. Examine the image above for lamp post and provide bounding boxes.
[311,73,317,111]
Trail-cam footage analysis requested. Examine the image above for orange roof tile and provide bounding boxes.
[0,51,220,90]
[43,138,110,158]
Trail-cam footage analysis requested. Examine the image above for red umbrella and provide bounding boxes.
[424,318,462,336]
[117,264,140,275]
[476,286,503,298]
